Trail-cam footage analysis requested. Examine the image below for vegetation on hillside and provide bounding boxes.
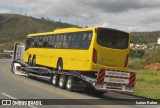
[0,14,77,52]
[129,48,160,69]
[130,31,160,44]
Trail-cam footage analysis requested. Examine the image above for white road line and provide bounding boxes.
[1,93,38,108]
[1,93,16,99]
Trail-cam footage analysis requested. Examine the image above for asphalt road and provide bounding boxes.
[0,59,159,108]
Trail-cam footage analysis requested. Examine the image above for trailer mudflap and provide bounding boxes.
[95,68,136,93]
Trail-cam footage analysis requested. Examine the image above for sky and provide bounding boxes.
[0,0,160,32]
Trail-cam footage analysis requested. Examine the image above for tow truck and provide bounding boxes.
[11,43,136,95]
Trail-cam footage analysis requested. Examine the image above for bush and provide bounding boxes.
[128,61,145,69]
[144,48,160,64]
[130,49,145,58]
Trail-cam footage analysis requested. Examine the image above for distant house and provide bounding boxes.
[157,38,160,45]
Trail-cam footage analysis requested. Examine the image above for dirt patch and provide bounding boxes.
[145,63,160,71]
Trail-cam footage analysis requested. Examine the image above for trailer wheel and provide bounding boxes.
[51,74,59,86]
[57,58,63,73]
[26,71,31,77]
[66,76,74,91]
[58,75,66,89]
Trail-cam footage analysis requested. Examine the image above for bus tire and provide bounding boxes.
[51,74,59,86]
[58,75,66,89]
[66,76,74,91]
[28,55,32,66]
[57,58,63,73]
[32,56,36,66]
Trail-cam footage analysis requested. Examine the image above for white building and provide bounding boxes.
[157,38,160,44]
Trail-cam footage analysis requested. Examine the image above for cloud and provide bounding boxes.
[0,0,160,31]
[0,9,10,13]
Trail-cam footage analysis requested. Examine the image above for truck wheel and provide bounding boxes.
[51,74,59,86]
[57,58,63,73]
[66,76,74,91]
[58,75,66,89]
[32,56,36,66]
[11,62,15,74]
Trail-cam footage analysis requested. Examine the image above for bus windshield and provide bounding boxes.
[97,28,129,49]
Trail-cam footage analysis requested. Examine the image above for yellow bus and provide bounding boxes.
[23,27,130,73]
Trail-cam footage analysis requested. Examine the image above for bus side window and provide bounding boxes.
[34,37,38,47]
[55,35,63,48]
[38,36,43,47]
[31,37,35,47]
[77,33,83,41]
[58,35,63,48]
[68,34,72,41]
[43,36,48,48]
[70,33,81,49]
[62,34,69,48]
[88,32,92,40]
[80,32,92,49]
[82,33,88,41]
[25,37,32,50]
[48,35,55,48]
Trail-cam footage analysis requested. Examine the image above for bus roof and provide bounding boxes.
[28,27,96,37]
[27,27,128,37]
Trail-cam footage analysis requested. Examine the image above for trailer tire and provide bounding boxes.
[66,76,74,91]
[56,58,63,73]
[51,74,59,86]
[58,75,66,89]
[26,72,30,77]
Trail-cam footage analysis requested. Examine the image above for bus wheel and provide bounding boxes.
[57,58,63,73]
[66,76,74,91]
[51,74,59,86]
[28,56,32,66]
[58,75,66,89]
[32,56,36,66]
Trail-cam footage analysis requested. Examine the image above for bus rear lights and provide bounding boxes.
[93,48,97,63]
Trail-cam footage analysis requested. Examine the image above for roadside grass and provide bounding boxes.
[129,69,160,99]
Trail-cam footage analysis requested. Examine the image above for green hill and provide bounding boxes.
[131,31,160,44]
[0,14,77,52]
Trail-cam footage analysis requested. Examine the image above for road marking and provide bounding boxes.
[1,93,38,108]
[1,93,16,99]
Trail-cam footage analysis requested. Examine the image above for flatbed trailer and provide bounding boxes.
[11,43,136,95]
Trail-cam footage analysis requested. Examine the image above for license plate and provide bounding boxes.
[104,77,129,84]
[105,71,130,78]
